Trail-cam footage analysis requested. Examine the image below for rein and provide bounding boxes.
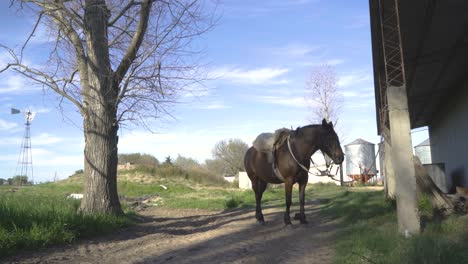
[286,134,358,183]
[286,134,334,177]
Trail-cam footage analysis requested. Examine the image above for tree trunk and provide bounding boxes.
[80,110,122,215]
[79,0,123,215]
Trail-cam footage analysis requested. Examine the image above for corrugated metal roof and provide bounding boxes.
[344,138,375,147]
[415,138,430,147]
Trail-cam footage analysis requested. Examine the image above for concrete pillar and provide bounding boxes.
[383,140,396,199]
[387,85,420,235]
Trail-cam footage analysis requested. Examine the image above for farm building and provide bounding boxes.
[370,0,468,190]
[369,0,468,233]
[414,138,431,165]
[117,162,136,171]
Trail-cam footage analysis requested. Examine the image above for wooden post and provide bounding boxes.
[340,165,344,186]
[387,85,420,235]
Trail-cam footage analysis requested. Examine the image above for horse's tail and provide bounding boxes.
[244,147,256,180]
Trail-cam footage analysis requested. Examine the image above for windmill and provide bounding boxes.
[11,108,36,185]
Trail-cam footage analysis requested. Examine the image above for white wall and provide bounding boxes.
[238,172,251,189]
[429,83,468,188]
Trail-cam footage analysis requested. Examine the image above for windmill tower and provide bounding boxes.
[11,108,36,185]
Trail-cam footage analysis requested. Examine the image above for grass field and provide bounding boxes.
[1,171,468,263]
[323,189,468,264]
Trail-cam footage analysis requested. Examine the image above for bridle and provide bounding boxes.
[286,133,356,183]
[286,134,335,177]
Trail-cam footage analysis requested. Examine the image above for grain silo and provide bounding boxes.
[414,138,431,164]
[345,138,377,183]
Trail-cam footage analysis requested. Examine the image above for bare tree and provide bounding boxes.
[211,138,248,176]
[305,64,342,125]
[1,0,217,215]
[305,64,344,175]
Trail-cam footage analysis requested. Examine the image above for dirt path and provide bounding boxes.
[5,201,339,264]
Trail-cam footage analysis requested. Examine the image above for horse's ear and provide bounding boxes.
[322,118,327,126]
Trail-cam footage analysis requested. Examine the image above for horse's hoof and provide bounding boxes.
[284,224,294,229]
[300,220,309,225]
[293,213,301,220]
[257,220,266,226]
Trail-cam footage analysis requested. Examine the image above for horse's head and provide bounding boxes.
[318,118,344,165]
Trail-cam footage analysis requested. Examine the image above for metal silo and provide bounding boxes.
[345,138,377,182]
[414,138,431,164]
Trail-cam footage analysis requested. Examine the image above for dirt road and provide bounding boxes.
[5,201,339,264]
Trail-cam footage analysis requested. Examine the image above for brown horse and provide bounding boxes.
[244,119,344,226]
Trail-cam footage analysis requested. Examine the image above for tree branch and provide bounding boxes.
[113,0,152,86]
[8,62,83,112]
[108,0,136,27]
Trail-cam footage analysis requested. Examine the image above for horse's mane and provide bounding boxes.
[292,124,321,137]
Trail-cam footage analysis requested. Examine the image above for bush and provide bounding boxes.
[224,195,244,209]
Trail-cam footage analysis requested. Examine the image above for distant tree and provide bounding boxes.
[211,139,249,176]
[204,158,226,177]
[163,156,173,166]
[305,64,343,124]
[175,155,200,171]
[305,64,345,173]
[1,1,217,215]
[10,175,29,186]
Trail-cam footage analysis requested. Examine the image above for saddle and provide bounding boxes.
[252,128,291,164]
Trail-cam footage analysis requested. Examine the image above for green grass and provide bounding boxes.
[3,177,467,264]
[0,188,131,258]
[320,189,468,264]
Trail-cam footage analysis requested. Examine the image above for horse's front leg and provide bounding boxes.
[298,178,308,224]
[283,179,293,225]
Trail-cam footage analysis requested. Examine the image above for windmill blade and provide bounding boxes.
[26,111,36,122]
[11,108,21,114]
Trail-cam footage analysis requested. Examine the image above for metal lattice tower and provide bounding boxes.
[376,0,407,141]
[14,110,35,185]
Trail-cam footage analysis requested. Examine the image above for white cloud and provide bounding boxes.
[338,72,372,87]
[269,43,318,58]
[0,119,18,130]
[299,58,345,67]
[0,153,17,162]
[34,133,64,146]
[326,59,345,66]
[118,127,259,163]
[119,131,214,162]
[198,102,231,110]
[340,86,375,98]
[254,95,308,108]
[0,133,64,146]
[0,75,41,94]
[211,66,290,85]
[31,148,82,166]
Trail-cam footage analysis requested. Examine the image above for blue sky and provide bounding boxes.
[0,0,428,183]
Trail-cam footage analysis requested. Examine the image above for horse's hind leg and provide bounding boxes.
[252,178,267,224]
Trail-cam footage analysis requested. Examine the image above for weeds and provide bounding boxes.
[0,190,131,258]
[323,189,468,264]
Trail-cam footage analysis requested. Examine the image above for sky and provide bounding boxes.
[0,0,428,183]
